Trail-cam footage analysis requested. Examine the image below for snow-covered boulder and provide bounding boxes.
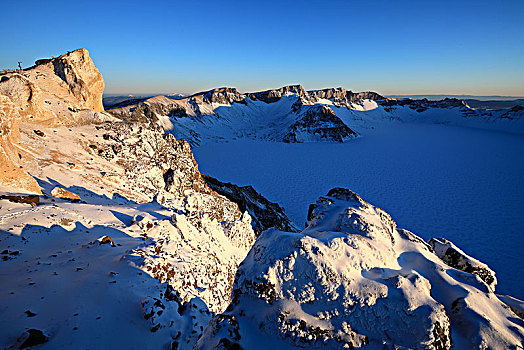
[428,237,497,291]
[199,188,524,349]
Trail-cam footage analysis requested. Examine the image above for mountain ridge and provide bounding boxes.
[107,84,524,147]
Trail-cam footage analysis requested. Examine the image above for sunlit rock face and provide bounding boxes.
[0,48,110,193]
[199,188,524,349]
[0,48,107,126]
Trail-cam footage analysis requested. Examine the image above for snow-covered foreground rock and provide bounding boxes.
[199,188,524,349]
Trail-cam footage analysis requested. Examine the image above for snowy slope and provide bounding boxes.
[0,50,261,348]
[198,188,524,349]
[192,124,524,300]
[0,119,259,348]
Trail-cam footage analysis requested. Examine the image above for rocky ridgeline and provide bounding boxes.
[106,84,375,146]
[199,188,524,349]
[106,83,524,147]
[380,97,472,113]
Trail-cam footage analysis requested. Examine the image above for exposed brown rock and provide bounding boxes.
[0,48,112,193]
[202,174,299,235]
[97,235,116,247]
[0,194,40,207]
[0,95,41,193]
[48,48,105,112]
[51,187,80,201]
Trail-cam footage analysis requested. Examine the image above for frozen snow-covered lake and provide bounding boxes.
[193,123,524,299]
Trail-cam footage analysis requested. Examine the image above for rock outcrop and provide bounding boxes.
[0,48,107,126]
[202,174,300,235]
[429,237,497,290]
[284,104,358,143]
[247,85,306,103]
[199,188,524,349]
[0,95,41,193]
[0,48,112,193]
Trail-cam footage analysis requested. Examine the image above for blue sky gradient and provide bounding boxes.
[1,0,523,95]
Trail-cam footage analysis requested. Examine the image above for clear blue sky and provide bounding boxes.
[1,0,523,96]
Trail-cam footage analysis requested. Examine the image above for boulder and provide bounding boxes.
[428,237,497,291]
[0,194,39,207]
[8,329,48,349]
[50,187,80,201]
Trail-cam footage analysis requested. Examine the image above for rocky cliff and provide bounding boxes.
[0,48,106,125]
[0,48,111,193]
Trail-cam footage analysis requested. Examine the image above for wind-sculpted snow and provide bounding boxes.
[199,188,524,349]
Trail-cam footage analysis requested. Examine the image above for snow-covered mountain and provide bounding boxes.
[107,85,524,147]
[1,49,523,349]
[199,188,524,349]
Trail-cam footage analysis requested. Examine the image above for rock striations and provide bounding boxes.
[1,49,523,349]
